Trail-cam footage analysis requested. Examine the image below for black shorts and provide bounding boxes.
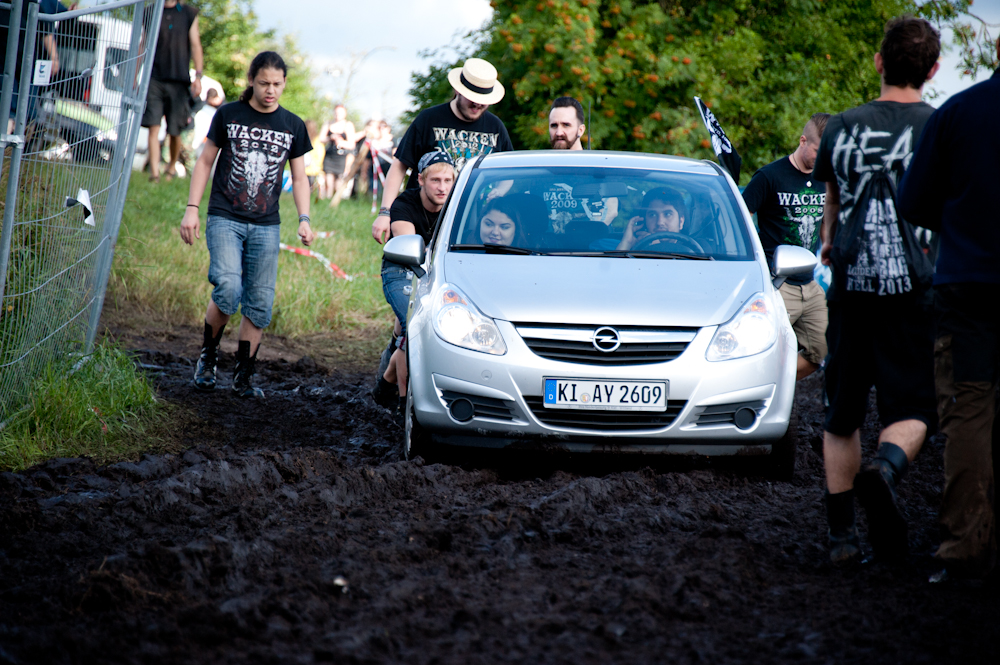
[823,295,937,436]
[142,78,192,136]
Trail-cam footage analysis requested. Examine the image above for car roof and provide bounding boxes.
[476,150,722,175]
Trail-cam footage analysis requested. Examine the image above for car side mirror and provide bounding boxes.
[383,235,426,278]
[771,244,817,288]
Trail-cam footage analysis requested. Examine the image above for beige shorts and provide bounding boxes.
[779,281,828,366]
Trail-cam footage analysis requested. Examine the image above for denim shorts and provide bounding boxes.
[382,261,414,336]
[206,215,281,329]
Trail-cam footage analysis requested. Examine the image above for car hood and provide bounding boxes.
[443,254,764,327]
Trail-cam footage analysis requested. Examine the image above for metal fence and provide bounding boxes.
[0,0,163,419]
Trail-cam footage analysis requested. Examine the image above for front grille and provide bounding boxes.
[440,390,517,421]
[693,400,767,426]
[524,396,687,431]
[516,323,697,366]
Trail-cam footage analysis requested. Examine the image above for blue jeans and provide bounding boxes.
[381,261,414,337]
[206,215,280,329]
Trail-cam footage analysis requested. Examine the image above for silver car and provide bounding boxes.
[384,150,816,477]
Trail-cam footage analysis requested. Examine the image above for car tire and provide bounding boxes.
[404,385,433,462]
[766,404,798,481]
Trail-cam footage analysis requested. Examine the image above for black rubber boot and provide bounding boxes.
[193,321,225,391]
[826,489,861,564]
[395,395,407,428]
[370,376,399,409]
[855,441,910,561]
[231,340,264,398]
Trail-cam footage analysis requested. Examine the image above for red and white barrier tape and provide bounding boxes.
[279,243,354,281]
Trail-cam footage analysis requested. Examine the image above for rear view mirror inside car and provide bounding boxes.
[572,182,628,199]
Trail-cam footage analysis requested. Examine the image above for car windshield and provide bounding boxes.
[448,166,754,261]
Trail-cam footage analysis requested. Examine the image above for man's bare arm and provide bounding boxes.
[189,17,203,97]
[372,159,408,244]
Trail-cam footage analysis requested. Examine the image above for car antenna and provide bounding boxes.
[588,100,592,150]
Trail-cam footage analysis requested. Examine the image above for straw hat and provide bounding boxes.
[447,58,506,105]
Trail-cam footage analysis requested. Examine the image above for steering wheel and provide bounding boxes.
[631,232,706,254]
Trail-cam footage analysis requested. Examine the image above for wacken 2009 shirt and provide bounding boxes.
[812,100,934,298]
[742,156,825,286]
[395,102,513,189]
[206,101,312,225]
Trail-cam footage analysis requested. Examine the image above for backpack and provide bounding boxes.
[830,158,934,297]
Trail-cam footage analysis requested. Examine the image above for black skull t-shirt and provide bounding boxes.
[206,101,312,225]
[742,156,825,285]
[812,100,934,298]
[395,102,513,189]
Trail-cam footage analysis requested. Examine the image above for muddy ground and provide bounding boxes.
[1,323,997,664]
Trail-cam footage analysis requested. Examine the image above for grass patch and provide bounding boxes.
[0,341,172,472]
[109,177,390,339]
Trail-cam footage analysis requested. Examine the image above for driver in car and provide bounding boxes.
[616,188,687,250]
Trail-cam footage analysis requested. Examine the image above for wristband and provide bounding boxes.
[187,204,199,209]
[378,206,391,217]
[299,214,311,224]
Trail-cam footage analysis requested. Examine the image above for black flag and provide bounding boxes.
[694,96,742,181]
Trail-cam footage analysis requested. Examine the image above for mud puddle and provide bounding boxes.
[1,339,997,664]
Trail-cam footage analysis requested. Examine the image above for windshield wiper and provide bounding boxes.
[552,250,713,260]
[451,243,541,255]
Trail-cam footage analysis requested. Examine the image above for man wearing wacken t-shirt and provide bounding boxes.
[811,17,940,565]
[371,58,514,244]
[742,113,830,381]
[542,97,618,232]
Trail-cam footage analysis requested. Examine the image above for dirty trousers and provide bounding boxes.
[934,284,999,575]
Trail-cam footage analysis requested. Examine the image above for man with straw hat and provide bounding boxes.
[371,57,513,244]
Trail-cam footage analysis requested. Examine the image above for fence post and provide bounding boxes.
[84,0,164,351]
[1,0,25,145]
[0,0,39,309]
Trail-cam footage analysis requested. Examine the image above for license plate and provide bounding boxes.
[543,378,667,411]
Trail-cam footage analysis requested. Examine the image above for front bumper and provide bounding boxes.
[408,318,797,455]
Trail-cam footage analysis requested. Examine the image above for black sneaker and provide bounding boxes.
[231,341,264,399]
[856,462,908,561]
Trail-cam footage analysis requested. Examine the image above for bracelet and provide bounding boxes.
[187,204,199,208]
[378,206,391,217]
[299,214,311,224]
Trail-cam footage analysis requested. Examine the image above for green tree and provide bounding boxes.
[409,0,996,183]
[191,0,322,120]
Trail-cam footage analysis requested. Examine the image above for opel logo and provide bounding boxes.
[593,326,621,353]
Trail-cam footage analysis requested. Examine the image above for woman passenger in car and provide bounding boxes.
[616,188,688,251]
[479,197,528,247]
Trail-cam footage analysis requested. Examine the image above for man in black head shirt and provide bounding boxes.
[371,58,513,244]
[811,16,940,565]
[742,113,830,381]
[372,150,457,415]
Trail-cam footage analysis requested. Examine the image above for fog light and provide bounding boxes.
[450,398,474,422]
[734,407,757,430]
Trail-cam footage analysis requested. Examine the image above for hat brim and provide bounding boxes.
[448,67,505,105]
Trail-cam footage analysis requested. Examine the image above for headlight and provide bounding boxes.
[706,292,778,361]
[432,284,506,355]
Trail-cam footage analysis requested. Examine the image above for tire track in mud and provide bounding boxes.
[0,351,997,664]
